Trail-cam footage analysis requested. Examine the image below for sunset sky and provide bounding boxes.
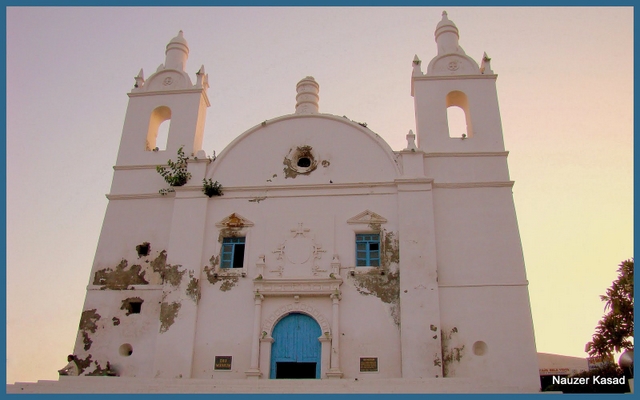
[6,7,633,384]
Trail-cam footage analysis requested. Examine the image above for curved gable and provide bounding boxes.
[208,114,400,187]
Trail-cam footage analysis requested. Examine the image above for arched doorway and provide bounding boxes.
[270,313,321,379]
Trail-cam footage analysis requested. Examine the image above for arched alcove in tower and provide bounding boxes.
[445,91,473,138]
[145,106,172,151]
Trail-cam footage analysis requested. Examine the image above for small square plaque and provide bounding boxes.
[359,357,378,372]
[214,356,232,370]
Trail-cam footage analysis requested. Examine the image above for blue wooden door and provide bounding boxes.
[270,313,321,379]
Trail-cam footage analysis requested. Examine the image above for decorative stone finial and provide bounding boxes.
[405,130,418,151]
[412,55,422,76]
[434,10,463,56]
[164,30,189,71]
[196,64,209,89]
[134,68,145,89]
[480,52,494,74]
[295,76,320,114]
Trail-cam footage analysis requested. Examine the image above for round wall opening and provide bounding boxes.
[297,157,311,168]
[119,343,133,357]
[472,341,487,356]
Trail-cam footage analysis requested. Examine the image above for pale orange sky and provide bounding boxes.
[6,7,633,384]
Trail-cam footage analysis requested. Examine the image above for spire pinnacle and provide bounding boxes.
[424,12,481,75]
[164,30,189,71]
[434,10,464,56]
[480,52,493,74]
[404,130,418,151]
[196,64,209,89]
[412,54,423,77]
[134,68,145,89]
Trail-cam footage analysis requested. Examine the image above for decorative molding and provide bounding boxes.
[268,264,284,277]
[128,88,211,107]
[438,281,529,288]
[215,213,254,228]
[412,74,497,81]
[394,177,434,185]
[86,284,163,291]
[106,181,400,200]
[326,370,344,379]
[254,278,342,297]
[262,302,331,335]
[433,181,514,189]
[113,164,161,171]
[395,178,434,192]
[347,210,388,225]
[423,151,509,158]
[271,223,326,277]
[244,369,262,379]
[106,193,169,200]
[105,181,513,199]
[244,369,261,379]
[217,181,398,192]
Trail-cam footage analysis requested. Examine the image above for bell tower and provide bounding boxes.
[115,31,210,167]
[411,11,504,153]
[409,12,540,389]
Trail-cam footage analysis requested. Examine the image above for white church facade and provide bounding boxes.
[66,12,540,392]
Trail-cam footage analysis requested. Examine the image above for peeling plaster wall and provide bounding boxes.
[74,197,173,376]
[72,288,163,378]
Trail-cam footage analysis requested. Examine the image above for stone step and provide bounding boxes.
[7,377,526,394]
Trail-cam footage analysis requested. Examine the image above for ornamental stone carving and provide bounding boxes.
[254,278,342,296]
[270,223,326,277]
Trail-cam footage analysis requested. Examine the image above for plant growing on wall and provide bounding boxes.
[156,146,192,195]
[202,179,224,197]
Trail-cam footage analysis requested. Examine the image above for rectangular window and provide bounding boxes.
[356,234,380,267]
[221,237,246,268]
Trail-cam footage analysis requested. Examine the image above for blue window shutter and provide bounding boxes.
[221,237,246,268]
[355,234,380,267]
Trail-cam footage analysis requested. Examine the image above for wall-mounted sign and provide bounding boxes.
[360,357,378,372]
[587,354,614,371]
[214,356,232,370]
[539,368,571,376]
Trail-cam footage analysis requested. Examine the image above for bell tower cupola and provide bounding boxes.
[434,11,461,55]
[164,30,189,71]
[411,12,505,153]
[114,30,210,169]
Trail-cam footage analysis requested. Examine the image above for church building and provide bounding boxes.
[68,12,540,392]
